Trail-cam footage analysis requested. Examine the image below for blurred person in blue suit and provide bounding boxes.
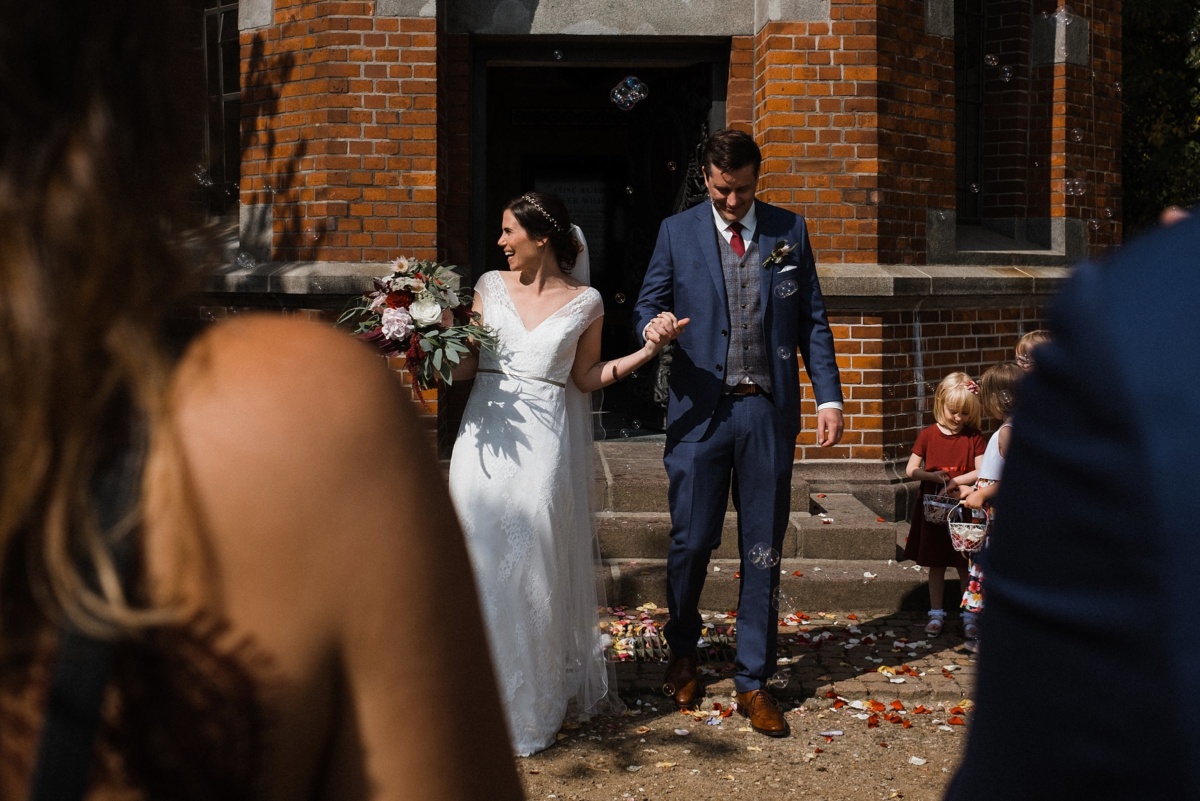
[946,212,1200,798]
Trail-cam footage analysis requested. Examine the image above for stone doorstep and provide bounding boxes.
[593,442,813,514]
[601,558,962,614]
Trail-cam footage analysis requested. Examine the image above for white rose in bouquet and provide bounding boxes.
[409,296,443,327]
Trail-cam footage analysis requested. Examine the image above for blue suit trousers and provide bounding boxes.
[662,393,794,693]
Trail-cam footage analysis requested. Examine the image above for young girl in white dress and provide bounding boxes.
[448,192,686,756]
[960,361,1024,649]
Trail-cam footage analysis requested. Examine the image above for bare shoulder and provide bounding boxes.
[173,315,420,456]
[166,315,435,566]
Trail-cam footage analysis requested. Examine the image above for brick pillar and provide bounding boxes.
[753,1,881,265]
[240,0,439,263]
[1036,0,1122,257]
[726,36,755,131]
[875,0,955,265]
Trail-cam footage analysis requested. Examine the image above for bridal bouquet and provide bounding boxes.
[340,256,497,390]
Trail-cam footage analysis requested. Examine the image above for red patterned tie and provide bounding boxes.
[728,221,746,257]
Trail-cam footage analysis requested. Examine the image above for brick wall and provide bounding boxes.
[875,0,954,264]
[1067,0,1123,254]
[753,1,881,265]
[240,1,439,262]
[726,36,755,131]
[795,304,1048,463]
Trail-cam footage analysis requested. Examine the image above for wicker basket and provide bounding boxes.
[947,504,989,554]
[922,489,958,524]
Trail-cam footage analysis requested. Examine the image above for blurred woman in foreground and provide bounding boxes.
[0,2,521,799]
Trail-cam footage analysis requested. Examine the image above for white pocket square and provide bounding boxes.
[778,264,799,273]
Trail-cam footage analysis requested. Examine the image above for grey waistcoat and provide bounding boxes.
[716,230,772,392]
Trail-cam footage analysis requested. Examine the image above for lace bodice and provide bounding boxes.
[476,271,603,384]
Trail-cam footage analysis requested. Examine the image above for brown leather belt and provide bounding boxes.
[726,383,767,396]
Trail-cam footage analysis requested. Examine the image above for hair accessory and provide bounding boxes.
[965,380,980,396]
[521,194,565,232]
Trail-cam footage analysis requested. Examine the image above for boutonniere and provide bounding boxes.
[764,241,795,267]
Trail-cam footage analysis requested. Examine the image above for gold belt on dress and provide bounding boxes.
[477,368,566,388]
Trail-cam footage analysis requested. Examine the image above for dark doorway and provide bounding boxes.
[473,39,726,436]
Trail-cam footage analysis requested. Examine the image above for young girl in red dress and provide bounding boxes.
[903,372,986,636]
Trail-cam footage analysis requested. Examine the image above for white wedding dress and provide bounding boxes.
[448,269,621,757]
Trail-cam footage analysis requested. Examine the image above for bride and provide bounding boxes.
[448,191,686,756]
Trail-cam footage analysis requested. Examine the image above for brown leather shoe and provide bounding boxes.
[736,689,790,737]
[662,654,700,708]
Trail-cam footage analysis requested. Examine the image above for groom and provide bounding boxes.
[634,129,843,737]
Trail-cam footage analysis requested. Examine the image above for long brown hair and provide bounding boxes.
[0,0,204,637]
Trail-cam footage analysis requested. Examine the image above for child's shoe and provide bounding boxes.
[962,611,980,640]
[924,609,945,636]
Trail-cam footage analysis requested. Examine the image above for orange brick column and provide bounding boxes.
[753,2,881,265]
[240,1,439,262]
[875,0,955,264]
[1047,0,1122,256]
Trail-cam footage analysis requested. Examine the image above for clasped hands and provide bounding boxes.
[645,311,690,349]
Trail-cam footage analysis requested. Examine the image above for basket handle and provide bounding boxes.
[950,501,989,524]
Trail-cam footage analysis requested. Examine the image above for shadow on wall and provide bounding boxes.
[449,0,542,33]
[240,33,316,263]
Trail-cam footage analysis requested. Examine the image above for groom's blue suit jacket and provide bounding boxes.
[633,200,842,442]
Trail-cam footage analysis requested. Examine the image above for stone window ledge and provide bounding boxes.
[816,263,1072,300]
[204,260,1073,301]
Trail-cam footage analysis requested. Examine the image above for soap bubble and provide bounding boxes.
[1103,207,1114,219]
[774,279,799,299]
[770,586,792,611]
[235,251,257,269]
[777,346,794,361]
[970,183,980,193]
[614,293,626,304]
[667,161,677,171]
[553,49,564,60]
[610,75,649,111]
[1114,81,1122,94]
[749,543,781,569]
[766,670,791,689]
[1088,218,1100,231]
[1071,128,1084,143]
[1001,66,1014,82]
[984,54,998,67]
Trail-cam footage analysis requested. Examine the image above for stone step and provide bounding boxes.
[593,439,812,514]
[601,558,956,614]
[595,504,904,561]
